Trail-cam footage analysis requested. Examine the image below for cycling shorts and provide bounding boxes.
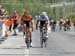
[23,21,32,32]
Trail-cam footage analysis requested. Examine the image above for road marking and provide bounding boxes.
[24,49,30,56]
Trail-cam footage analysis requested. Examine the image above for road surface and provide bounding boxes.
[0,26,75,56]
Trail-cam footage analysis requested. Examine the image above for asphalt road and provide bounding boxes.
[0,26,75,56]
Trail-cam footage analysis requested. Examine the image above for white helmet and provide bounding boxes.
[41,12,47,16]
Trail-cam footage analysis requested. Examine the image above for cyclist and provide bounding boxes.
[37,12,49,37]
[59,18,64,31]
[21,10,33,47]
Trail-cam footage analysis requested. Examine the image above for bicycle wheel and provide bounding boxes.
[41,39,43,48]
[44,39,47,47]
[27,40,30,48]
[40,31,44,48]
[25,37,30,48]
[25,31,29,48]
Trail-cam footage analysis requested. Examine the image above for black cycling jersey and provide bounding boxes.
[40,20,46,27]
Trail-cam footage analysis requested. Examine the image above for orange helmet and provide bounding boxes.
[24,10,30,15]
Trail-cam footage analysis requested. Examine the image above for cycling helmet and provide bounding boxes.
[24,10,30,15]
[41,12,47,16]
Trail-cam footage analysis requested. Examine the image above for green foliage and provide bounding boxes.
[0,0,75,20]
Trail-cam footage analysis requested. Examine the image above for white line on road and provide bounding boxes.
[24,49,30,56]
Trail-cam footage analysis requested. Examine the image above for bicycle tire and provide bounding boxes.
[41,27,48,48]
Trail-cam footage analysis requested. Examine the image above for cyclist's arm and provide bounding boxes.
[21,16,25,27]
[36,20,40,29]
[31,18,33,27]
[36,15,40,30]
[45,16,50,30]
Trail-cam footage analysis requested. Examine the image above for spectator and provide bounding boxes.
[12,10,19,36]
[0,13,8,37]
[5,17,12,32]
[0,5,8,37]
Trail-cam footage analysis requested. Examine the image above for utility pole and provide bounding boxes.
[72,0,75,18]
[48,0,52,8]
[53,0,56,19]
[73,0,75,13]
[53,7,56,19]
[62,0,66,19]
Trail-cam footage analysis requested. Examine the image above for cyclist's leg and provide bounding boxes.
[28,22,33,46]
[39,22,43,37]
[38,25,42,47]
[27,28,32,41]
[27,28,32,47]
[29,31,32,43]
[40,27,43,48]
[13,24,18,35]
[44,21,48,37]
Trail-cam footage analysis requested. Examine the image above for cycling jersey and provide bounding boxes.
[21,15,32,28]
[22,15,32,22]
[38,14,49,27]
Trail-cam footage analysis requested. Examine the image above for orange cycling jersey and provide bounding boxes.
[22,15,32,22]
[21,15,33,32]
